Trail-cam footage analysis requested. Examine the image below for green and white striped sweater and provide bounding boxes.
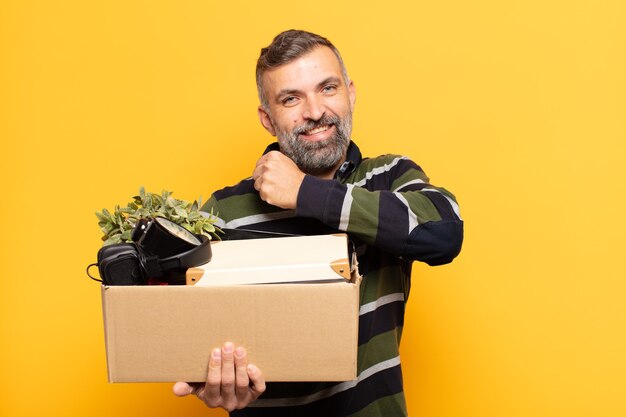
[201,141,463,417]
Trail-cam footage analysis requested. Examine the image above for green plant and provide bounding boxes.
[96,187,221,246]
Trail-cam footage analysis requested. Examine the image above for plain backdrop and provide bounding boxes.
[1,1,625,416]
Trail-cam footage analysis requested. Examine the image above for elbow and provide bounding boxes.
[404,220,464,266]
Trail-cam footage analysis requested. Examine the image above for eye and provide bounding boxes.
[282,96,299,106]
[322,85,338,94]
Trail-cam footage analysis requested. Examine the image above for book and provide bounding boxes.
[186,234,351,285]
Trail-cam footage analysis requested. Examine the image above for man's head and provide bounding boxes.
[256,30,356,176]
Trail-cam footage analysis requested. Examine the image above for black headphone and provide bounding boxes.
[87,217,212,285]
[139,233,212,279]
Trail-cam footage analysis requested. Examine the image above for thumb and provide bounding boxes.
[172,382,194,397]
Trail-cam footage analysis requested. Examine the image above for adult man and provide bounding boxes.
[173,29,463,416]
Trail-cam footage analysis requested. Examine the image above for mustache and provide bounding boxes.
[293,115,341,136]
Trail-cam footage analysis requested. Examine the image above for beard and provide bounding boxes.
[274,112,353,176]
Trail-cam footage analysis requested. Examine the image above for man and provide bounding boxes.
[173,29,463,416]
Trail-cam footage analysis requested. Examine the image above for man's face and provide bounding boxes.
[258,46,356,176]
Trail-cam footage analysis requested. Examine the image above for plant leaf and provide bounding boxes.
[120,230,132,241]
[104,234,123,246]
[174,206,188,218]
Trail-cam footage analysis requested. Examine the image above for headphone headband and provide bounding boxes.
[159,234,212,271]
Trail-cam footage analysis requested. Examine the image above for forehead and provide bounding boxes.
[261,46,344,98]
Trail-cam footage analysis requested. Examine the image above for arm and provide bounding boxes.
[224,150,462,265]
[296,156,463,265]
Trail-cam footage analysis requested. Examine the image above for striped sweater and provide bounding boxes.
[200,141,463,417]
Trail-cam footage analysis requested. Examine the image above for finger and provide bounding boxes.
[266,150,290,165]
[204,348,222,403]
[173,382,205,398]
[252,163,262,182]
[172,381,193,397]
[256,153,270,165]
[247,363,267,398]
[253,172,263,191]
[220,342,236,406]
[254,154,270,173]
[234,346,250,400]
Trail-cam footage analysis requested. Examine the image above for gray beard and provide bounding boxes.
[275,112,352,176]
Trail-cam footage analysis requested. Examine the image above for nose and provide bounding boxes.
[302,95,325,121]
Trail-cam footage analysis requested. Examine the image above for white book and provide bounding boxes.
[187,234,351,286]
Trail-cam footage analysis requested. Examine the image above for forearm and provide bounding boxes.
[296,173,463,266]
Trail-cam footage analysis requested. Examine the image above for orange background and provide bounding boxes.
[1,1,625,416]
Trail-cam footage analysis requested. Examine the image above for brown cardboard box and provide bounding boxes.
[101,272,360,383]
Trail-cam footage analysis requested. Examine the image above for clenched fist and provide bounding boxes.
[253,151,306,209]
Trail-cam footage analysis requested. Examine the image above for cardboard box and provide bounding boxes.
[101,269,360,383]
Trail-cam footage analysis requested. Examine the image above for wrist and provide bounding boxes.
[296,175,339,221]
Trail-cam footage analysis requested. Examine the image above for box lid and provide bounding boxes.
[188,234,351,285]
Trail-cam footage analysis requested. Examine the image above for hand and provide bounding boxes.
[253,151,305,209]
[172,342,266,411]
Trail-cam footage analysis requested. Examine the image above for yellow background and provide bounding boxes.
[1,1,625,416]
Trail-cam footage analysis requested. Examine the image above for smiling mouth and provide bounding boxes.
[303,124,332,136]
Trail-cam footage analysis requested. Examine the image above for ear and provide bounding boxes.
[348,80,356,112]
[258,106,276,136]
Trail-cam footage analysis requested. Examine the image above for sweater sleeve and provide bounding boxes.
[295,156,463,266]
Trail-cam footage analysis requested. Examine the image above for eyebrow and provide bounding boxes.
[274,76,343,103]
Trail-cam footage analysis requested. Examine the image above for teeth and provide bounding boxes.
[305,125,330,135]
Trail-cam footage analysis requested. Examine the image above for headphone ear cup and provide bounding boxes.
[97,243,136,264]
[97,244,144,285]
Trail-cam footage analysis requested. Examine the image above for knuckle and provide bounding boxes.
[235,401,250,410]
[252,379,266,395]
[222,400,236,412]
[205,398,221,408]
[206,376,221,387]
